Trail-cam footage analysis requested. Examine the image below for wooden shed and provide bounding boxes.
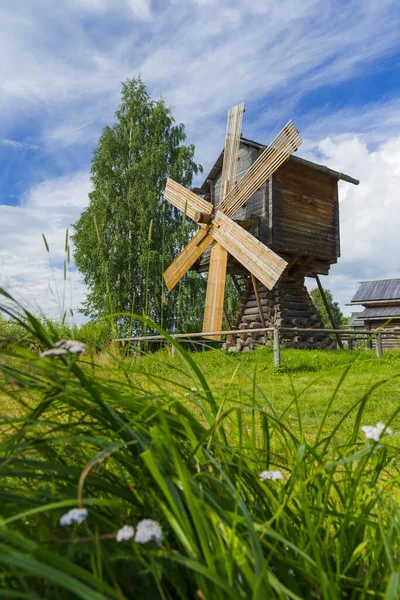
[348,279,400,348]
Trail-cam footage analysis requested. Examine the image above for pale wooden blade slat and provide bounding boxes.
[219,121,302,218]
[219,102,244,204]
[163,229,213,292]
[201,104,244,339]
[164,178,213,222]
[202,242,228,340]
[210,210,288,290]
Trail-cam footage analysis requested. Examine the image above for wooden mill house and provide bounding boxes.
[196,137,359,350]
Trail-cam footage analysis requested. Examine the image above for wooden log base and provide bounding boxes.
[232,272,335,351]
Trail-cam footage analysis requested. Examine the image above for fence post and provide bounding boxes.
[273,325,281,367]
[375,332,383,358]
[348,338,354,350]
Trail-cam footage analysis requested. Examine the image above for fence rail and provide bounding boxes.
[115,327,400,342]
[115,326,400,366]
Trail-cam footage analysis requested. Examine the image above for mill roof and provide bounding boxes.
[350,279,400,304]
[199,136,359,194]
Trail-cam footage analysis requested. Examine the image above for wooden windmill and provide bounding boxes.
[163,103,302,339]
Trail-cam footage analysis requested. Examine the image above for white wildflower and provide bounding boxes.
[259,470,284,481]
[184,387,198,396]
[59,508,88,526]
[116,525,135,542]
[288,568,295,577]
[40,348,68,357]
[362,422,393,442]
[134,519,163,545]
[40,339,87,358]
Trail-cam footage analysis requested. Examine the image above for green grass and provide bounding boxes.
[1,292,400,599]
[135,345,400,444]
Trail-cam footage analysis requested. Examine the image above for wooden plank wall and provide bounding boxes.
[272,160,339,260]
[359,320,400,349]
[214,145,262,220]
[198,142,340,271]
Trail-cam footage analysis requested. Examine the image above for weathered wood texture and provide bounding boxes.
[164,178,212,222]
[219,103,244,203]
[272,159,340,261]
[210,211,287,290]
[164,228,213,292]
[201,103,244,337]
[203,243,228,340]
[351,319,400,349]
[251,274,266,329]
[199,140,340,278]
[220,121,302,217]
[228,272,335,351]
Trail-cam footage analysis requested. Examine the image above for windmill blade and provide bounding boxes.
[219,121,302,218]
[202,102,244,338]
[164,178,213,223]
[210,210,287,290]
[202,243,228,340]
[163,229,213,292]
[201,103,244,339]
[219,102,245,204]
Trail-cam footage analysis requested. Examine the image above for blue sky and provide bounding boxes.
[1,0,400,319]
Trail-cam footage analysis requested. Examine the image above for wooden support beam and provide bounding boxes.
[314,274,344,349]
[231,274,243,296]
[223,307,232,331]
[251,274,266,330]
[115,327,400,343]
[203,243,228,340]
[376,332,383,357]
[273,325,281,367]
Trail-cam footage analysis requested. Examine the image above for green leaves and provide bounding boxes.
[72,76,205,334]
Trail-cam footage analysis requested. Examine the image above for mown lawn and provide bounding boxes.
[3,344,400,450]
[133,345,400,443]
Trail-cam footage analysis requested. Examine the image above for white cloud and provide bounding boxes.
[1,139,39,150]
[0,0,399,320]
[0,172,91,320]
[1,0,399,148]
[306,135,400,313]
[300,99,400,150]
[62,0,152,19]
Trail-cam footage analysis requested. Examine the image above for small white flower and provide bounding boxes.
[134,519,163,545]
[116,525,135,542]
[362,422,393,442]
[259,470,284,481]
[56,340,87,353]
[40,348,68,357]
[376,422,393,435]
[40,339,87,358]
[288,569,295,577]
[59,508,88,526]
[184,387,198,396]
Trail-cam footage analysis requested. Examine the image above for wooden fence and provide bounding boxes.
[115,326,400,367]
